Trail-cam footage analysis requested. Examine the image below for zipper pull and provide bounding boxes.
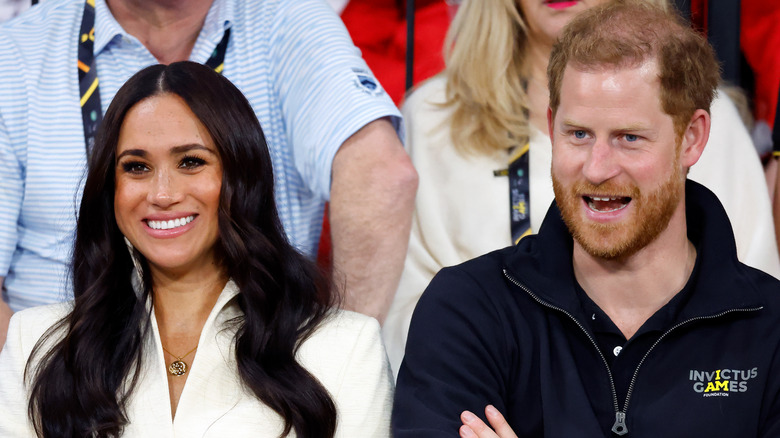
[611,411,628,436]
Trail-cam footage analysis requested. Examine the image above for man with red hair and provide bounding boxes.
[394,2,780,436]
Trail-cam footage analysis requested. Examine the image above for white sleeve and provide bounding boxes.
[0,312,37,437]
[330,315,393,437]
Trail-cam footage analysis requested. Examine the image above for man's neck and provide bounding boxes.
[573,211,697,340]
[106,0,214,64]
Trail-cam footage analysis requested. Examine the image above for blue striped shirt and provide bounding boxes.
[0,0,402,310]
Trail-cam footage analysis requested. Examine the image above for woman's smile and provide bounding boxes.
[145,215,195,231]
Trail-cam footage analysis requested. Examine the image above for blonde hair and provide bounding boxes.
[442,0,672,155]
[442,0,528,154]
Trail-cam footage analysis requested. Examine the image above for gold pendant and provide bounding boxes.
[168,360,187,376]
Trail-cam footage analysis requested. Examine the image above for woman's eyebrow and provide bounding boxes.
[116,149,147,160]
[116,144,217,161]
[170,143,215,155]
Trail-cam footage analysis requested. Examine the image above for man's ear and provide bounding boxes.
[547,107,554,141]
[680,108,710,168]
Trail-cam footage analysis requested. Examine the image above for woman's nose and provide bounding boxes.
[147,170,181,207]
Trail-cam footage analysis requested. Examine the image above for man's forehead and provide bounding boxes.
[557,59,663,107]
[563,58,660,83]
[553,59,672,134]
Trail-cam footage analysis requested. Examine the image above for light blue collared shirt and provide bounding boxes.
[0,0,402,310]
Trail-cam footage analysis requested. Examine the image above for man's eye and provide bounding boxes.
[573,130,587,139]
[625,134,638,142]
[180,156,206,169]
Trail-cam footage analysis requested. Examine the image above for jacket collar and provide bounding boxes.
[132,279,243,431]
[503,180,764,322]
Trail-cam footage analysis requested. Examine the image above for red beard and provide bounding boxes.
[552,163,684,261]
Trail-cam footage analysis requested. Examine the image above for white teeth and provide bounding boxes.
[587,200,628,213]
[591,196,619,202]
[147,215,194,230]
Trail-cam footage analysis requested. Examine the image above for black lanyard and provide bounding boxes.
[493,142,532,244]
[78,0,231,158]
[508,143,531,244]
[773,86,780,159]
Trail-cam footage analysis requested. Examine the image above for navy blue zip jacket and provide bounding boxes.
[393,181,780,437]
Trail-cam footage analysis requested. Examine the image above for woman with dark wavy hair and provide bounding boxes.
[0,61,392,437]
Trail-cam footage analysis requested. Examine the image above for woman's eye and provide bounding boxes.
[121,162,148,174]
[573,130,587,139]
[180,156,206,169]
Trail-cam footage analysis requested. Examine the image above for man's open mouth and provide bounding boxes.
[584,196,631,213]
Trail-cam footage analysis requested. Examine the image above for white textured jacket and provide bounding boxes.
[0,280,393,437]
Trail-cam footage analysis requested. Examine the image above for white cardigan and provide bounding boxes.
[383,75,780,377]
[0,281,393,437]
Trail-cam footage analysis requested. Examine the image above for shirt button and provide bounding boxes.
[613,346,623,356]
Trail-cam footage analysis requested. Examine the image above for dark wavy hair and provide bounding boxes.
[25,62,337,437]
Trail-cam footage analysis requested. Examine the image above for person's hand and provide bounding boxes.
[459,405,518,438]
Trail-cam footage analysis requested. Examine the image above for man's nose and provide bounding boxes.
[581,138,620,185]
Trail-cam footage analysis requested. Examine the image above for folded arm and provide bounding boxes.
[392,267,514,436]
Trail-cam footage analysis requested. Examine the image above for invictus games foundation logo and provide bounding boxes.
[689,368,758,397]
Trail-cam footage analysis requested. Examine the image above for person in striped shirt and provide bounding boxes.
[0,0,417,348]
